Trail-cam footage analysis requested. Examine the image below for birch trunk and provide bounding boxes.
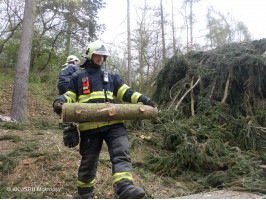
[10,0,35,122]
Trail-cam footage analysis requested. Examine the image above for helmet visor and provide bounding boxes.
[93,45,110,56]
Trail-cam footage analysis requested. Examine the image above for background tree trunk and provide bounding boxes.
[10,0,35,122]
[171,0,176,54]
[138,26,144,92]
[65,18,72,57]
[127,0,132,87]
[189,0,193,50]
[160,0,166,63]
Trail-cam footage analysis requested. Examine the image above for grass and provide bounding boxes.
[0,122,26,130]
[0,123,191,199]
[0,134,22,143]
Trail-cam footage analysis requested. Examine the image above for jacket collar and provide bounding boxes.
[81,60,102,72]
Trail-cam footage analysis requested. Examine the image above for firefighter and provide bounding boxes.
[53,40,157,199]
[57,55,80,95]
[57,55,80,128]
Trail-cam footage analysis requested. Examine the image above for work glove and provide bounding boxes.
[63,123,79,148]
[146,99,157,108]
[138,95,157,108]
[53,95,67,115]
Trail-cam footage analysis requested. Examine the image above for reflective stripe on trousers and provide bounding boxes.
[112,172,133,184]
[77,179,95,188]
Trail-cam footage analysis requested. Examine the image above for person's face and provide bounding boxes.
[92,54,104,65]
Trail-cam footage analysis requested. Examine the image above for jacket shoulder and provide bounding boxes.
[103,69,116,77]
[72,68,86,77]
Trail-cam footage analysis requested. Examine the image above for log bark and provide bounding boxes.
[62,103,158,122]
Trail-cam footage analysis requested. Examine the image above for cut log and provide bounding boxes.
[260,165,266,171]
[62,103,158,122]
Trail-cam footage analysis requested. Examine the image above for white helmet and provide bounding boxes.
[67,55,80,63]
[85,40,110,60]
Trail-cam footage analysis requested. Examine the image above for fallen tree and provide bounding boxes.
[147,39,266,194]
[154,39,266,120]
[62,103,158,122]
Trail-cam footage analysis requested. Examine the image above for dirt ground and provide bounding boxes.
[175,190,266,199]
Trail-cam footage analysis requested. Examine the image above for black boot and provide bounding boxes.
[118,185,145,199]
[80,193,93,199]
[115,180,145,199]
[78,186,94,199]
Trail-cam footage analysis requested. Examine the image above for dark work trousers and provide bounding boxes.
[77,124,133,195]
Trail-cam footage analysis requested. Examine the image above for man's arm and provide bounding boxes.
[113,73,157,107]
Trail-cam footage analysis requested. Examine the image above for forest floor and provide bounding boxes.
[1,125,265,199]
[0,69,265,199]
[0,124,190,199]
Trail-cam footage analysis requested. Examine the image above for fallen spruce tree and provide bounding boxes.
[147,39,266,194]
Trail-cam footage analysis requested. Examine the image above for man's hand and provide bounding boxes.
[138,95,157,108]
[53,100,62,115]
[146,100,157,108]
[53,95,67,115]
[63,124,79,148]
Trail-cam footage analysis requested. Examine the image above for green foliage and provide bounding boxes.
[148,39,266,195]
[30,118,57,130]
[0,153,17,173]
[12,141,38,154]
[0,31,21,68]
[0,122,25,130]
[0,134,22,143]
[146,106,266,192]
[52,163,63,172]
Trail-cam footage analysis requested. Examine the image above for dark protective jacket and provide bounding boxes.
[57,64,79,95]
[63,61,143,132]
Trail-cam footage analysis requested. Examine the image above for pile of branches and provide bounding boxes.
[148,39,266,193]
[154,39,266,121]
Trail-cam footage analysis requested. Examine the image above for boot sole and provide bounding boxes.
[128,188,145,199]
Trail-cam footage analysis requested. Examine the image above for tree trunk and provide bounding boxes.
[62,103,158,122]
[127,0,132,87]
[160,0,166,63]
[171,0,176,54]
[65,18,72,57]
[10,0,35,122]
[189,0,193,50]
[138,24,144,92]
